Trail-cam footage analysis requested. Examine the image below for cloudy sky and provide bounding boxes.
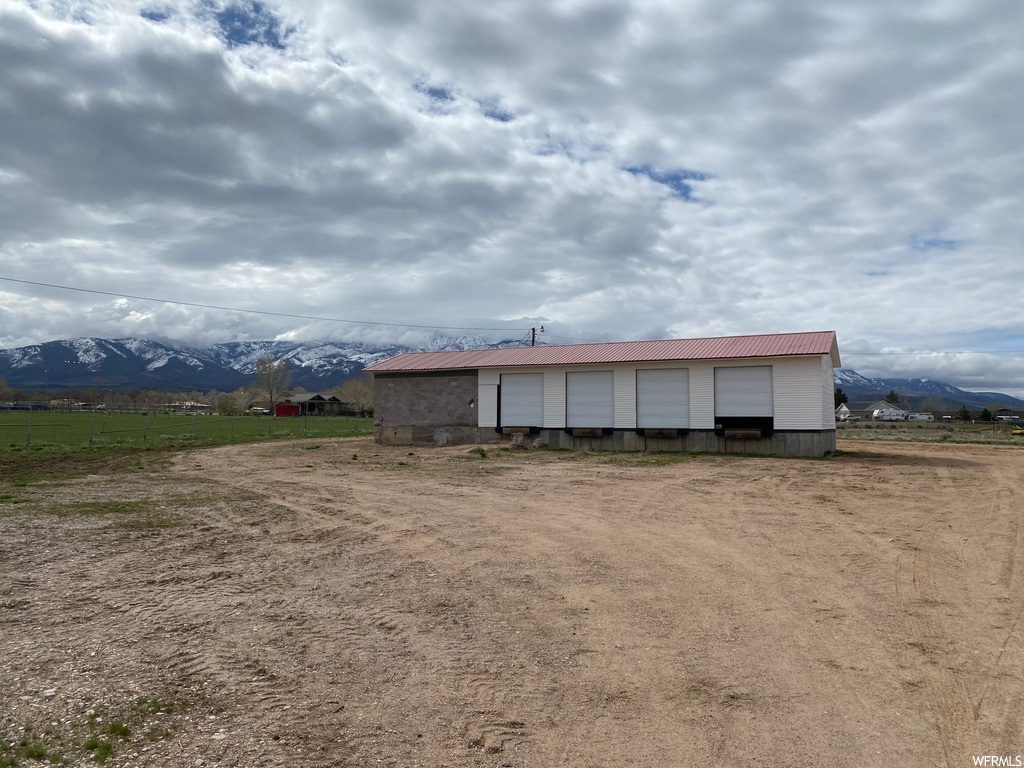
[1,0,1022,393]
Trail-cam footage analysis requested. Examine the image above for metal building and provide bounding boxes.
[366,331,841,456]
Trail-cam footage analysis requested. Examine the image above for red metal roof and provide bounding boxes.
[365,331,840,372]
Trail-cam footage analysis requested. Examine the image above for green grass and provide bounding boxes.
[0,412,373,458]
[837,422,1024,446]
[0,694,195,766]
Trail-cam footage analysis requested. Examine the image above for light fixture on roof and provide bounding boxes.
[531,325,544,346]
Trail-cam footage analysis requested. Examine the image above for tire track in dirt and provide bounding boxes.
[895,454,1017,766]
[973,463,1024,753]
[896,460,977,766]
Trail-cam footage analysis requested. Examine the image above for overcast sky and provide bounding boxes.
[1,0,1022,393]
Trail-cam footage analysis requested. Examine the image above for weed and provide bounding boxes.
[476,447,487,458]
[352,453,358,460]
[106,721,130,740]
[92,740,114,762]
[145,726,172,742]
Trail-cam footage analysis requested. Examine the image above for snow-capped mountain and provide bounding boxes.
[3,338,1022,409]
[0,336,524,393]
[834,369,1024,410]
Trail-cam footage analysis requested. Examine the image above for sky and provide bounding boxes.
[1,0,1023,395]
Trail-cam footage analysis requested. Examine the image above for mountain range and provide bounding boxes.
[2,337,1022,411]
[0,336,519,394]
[833,369,1024,411]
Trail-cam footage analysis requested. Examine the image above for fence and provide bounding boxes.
[0,413,372,449]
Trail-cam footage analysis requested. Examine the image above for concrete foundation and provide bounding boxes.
[373,425,836,457]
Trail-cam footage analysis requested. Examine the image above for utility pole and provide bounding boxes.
[531,325,545,346]
[65,360,77,413]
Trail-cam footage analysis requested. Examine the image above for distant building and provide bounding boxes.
[273,393,353,417]
[847,401,907,420]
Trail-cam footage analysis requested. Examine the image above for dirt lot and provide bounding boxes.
[2,438,1023,767]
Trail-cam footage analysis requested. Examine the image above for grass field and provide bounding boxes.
[0,411,373,459]
[837,420,1024,445]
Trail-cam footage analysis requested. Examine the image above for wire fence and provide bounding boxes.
[0,413,372,449]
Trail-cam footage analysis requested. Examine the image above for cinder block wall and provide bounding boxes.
[374,371,479,429]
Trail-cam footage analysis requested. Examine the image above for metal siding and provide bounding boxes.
[822,355,835,429]
[543,369,567,428]
[689,364,716,428]
[613,366,637,429]
[714,366,774,417]
[366,331,839,372]
[636,368,690,428]
[772,358,820,429]
[478,383,497,428]
[566,371,614,427]
[500,373,544,426]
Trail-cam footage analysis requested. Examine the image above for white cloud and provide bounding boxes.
[1,0,1023,394]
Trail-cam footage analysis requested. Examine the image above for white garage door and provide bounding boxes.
[636,368,690,428]
[566,370,614,427]
[714,366,773,417]
[500,373,544,426]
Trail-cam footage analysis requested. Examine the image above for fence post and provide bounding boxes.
[191,414,195,437]
[144,416,148,441]
[89,419,94,444]
[302,416,306,435]
[26,419,31,446]
[231,419,234,437]
[268,418,272,435]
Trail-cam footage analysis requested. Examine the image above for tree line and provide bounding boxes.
[0,356,374,416]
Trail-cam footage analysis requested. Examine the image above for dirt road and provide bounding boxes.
[2,439,1023,767]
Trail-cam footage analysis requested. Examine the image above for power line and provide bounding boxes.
[845,349,1024,356]
[0,276,529,334]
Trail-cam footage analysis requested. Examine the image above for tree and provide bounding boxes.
[231,385,259,413]
[979,408,993,422]
[336,375,374,417]
[255,356,291,414]
[885,389,900,405]
[834,387,848,408]
[957,406,971,421]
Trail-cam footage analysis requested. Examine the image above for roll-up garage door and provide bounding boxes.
[566,370,614,427]
[636,368,689,428]
[500,373,544,426]
[714,366,773,417]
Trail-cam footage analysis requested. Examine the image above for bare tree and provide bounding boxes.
[231,385,260,413]
[255,356,291,414]
[335,375,374,417]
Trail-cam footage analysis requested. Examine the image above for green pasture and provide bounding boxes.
[0,411,373,459]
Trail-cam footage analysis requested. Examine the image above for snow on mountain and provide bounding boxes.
[3,344,44,369]
[0,336,527,392]
[834,369,1024,409]
[11,339,1017,408]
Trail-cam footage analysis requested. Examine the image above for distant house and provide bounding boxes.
[847,401,907,420]
[274,393,353,417]
[835,403,851,418]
